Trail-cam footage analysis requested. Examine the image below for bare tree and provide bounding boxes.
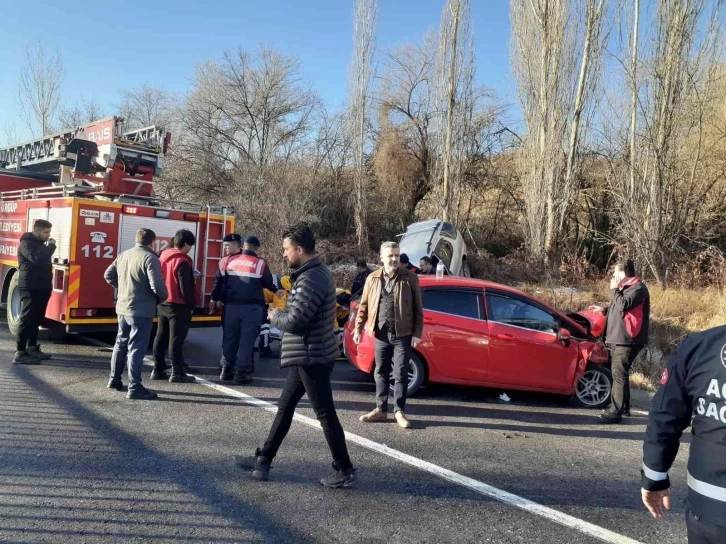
[628,0,641,198]
[611,0,725,283]
[118,84,176,129]
[436,0,474,223]
[511,0,609,264]
[17,43,64,137]
[57,96,104,130]
[378,37,437,215]
[348,0,379,250]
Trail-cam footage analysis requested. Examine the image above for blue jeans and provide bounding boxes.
[110,315,154,391]
[221,303,264,374]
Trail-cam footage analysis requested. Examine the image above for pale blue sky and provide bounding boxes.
[0,0,515,142]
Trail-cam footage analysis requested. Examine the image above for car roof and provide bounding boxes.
[418,276,565,316]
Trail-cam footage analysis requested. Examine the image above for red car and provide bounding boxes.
[343,276,611,408]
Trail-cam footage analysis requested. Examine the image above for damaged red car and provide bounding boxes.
[343,276,611,408]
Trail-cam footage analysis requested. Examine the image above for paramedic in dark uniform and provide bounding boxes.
[641,325,726,543]
[211,234,275,384]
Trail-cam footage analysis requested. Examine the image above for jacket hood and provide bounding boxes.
[20,232,40,243]
[160,248,191,264]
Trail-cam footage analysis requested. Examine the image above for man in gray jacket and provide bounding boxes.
[104,229,168,400]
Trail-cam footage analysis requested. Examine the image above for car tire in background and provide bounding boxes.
[391,352,427,397]
[461,261,472,278]
[570,363,613,409]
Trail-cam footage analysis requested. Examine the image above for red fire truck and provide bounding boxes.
[0,117,234,335]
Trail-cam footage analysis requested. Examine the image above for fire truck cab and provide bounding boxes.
[0,117,233,335]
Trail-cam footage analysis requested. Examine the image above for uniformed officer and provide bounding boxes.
[641,325,726,543]
[210,234,276,384]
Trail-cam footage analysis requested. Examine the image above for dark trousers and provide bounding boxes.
[261,364,352,471]
[17,289,51,352]
[608,344,643,416]
[374,326,412,413]
[153,304,193,374]
[687,507,726,544]
[221,303,263,374]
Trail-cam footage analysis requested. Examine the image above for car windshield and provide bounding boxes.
[398,228,436,263]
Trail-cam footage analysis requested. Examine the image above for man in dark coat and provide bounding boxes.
[14,219,56,364]
[233,223,356,488]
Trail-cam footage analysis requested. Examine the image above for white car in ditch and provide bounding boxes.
[397,219,470,277]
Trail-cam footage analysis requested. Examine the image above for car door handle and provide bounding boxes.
[496,333,515,341]
[423,317,438,325]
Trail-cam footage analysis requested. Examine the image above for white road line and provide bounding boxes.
[81,335,643,544]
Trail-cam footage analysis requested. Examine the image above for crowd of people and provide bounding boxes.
[10,218,726,540]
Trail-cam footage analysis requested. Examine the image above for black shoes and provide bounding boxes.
[127,386,158,400]
[234,449,271,481]
[169,373,196,383]
[320,462,357,488]
[234,372,253,385]
[107,377,128,392]
[150,369,169,381]
[27,345,52,360]
[13,351,41,365]
[220,368,234,381]
[599,410,623,424]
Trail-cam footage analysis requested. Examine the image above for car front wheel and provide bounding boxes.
[570,363,613,409]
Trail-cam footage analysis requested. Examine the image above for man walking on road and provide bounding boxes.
[104,228,168,400]
[14,219,56,364]
[354,241,424,429]
[211,234,276,385]
[234,223,357,488]
[590,259,650,424]
[152,229,197,384]
[641,325,726,543]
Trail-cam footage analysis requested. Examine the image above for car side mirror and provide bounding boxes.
[558,328,572,346]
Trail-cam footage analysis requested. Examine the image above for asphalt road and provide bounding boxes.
[0,323,690,543]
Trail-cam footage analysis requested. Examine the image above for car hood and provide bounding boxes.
[568,310,606,339]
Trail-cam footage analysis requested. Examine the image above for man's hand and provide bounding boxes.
[609,276,620,290]
[642,488,671,519]
[353,331,361,345]
[268,308,280,322]
[48,238,56,246]
[208,300,216,314]
[412,337,421,348]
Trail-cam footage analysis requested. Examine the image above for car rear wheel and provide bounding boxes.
[388,352,427,397]
[570,363,613,409]
[462,261,471,278]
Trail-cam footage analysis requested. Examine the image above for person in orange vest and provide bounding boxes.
[152,229,197,383]
[259,275,290,357]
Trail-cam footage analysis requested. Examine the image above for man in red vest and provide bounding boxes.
[152,229,198,383]
[590,258,650,424]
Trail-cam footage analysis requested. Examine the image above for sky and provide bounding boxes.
[0,0,515,144]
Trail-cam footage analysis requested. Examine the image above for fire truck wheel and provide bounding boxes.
[6,272,21,337]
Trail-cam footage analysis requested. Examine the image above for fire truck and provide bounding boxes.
[0,117,234,335]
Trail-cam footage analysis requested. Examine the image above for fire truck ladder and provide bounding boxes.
[0,117,168,176]
[201,205,229,307]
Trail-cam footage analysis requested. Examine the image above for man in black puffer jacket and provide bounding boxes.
[234,223,356,488]
[15,219,56,364]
